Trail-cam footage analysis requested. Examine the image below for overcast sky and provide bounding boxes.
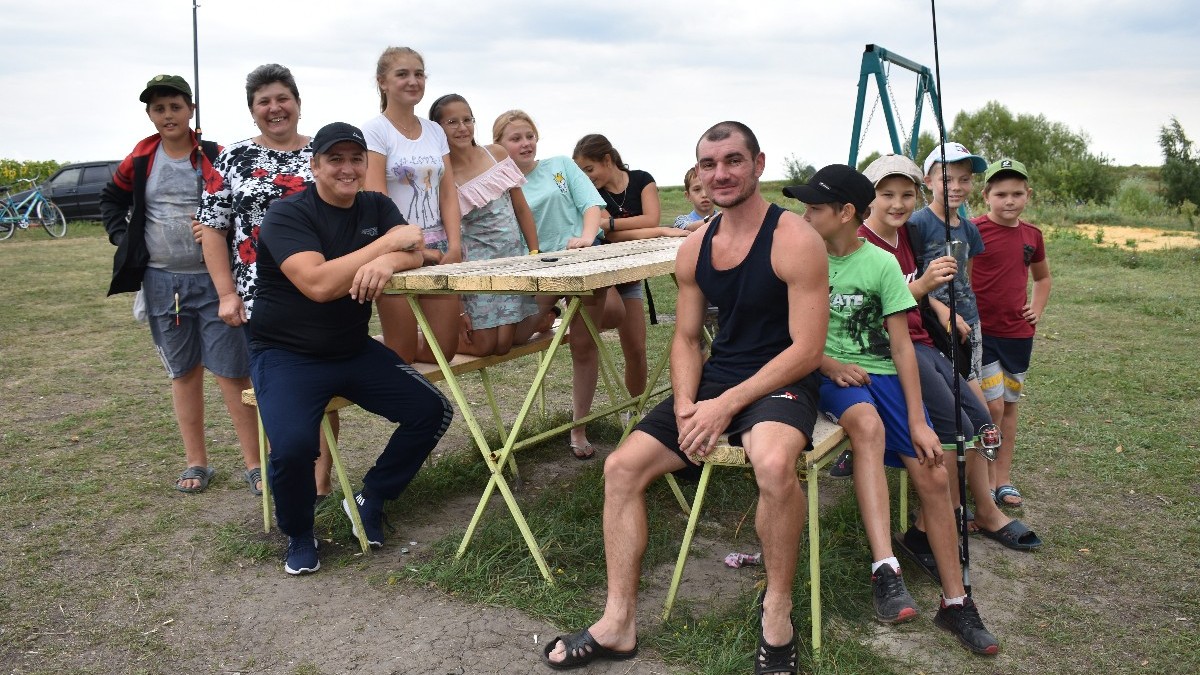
[2,0,1196,184]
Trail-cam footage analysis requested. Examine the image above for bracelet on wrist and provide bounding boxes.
[608,215,615,232]
[528,249,539,255]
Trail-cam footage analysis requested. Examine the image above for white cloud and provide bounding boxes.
[0,0,1196,182]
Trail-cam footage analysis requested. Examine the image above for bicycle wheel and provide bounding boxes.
[35,199,67,238]
[0,202,17,241]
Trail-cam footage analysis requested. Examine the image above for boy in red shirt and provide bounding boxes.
[971,159,1052,509]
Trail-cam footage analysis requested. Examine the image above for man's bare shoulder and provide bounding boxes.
[773,209,825,256]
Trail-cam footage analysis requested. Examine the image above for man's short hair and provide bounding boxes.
[696,121,760,159]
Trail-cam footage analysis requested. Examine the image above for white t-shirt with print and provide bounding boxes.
[362,114,450,244]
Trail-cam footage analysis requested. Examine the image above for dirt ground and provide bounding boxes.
[1075,224,1200,250]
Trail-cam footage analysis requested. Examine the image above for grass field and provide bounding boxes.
[1,208,1197,673]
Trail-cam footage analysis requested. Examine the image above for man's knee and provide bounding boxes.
[604,434,673,493]
[266,424,320,465]
[839,407,884,450]
[750,451,801,494]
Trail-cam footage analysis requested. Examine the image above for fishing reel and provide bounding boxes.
[975,423,1000,461]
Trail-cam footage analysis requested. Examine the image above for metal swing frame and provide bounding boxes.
[848,44,943,166]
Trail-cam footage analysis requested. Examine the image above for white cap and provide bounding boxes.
[923,142,988,175]
[862,153,923,187]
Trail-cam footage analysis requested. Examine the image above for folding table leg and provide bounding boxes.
[429,294,574,584]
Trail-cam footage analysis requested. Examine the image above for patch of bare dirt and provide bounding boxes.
[1076,224,1200,251]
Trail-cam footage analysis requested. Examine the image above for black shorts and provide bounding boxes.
[635,375,820,480]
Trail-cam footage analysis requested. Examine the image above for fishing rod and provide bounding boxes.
[192,0,202,143]
[928,0,973,598]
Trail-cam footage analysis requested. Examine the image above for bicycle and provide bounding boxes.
[0,178,68,241]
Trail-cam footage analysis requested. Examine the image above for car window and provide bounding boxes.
[47,168,82,189]
[82,165,114,184]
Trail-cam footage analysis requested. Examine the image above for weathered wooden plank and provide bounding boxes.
[387,237,684,294]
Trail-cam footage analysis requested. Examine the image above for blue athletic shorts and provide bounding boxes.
[143,267,249,379]
[819,373,932,468]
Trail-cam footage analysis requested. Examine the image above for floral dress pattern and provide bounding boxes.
[457,152,538,329]
[196,138,312,317]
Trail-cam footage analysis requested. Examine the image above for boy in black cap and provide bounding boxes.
[250,122,453,575]
[786,164,1000,655]
[100,75,259,495]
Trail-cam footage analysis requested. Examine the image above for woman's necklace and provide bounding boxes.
[607,172,630,215]
[389,113,419,137]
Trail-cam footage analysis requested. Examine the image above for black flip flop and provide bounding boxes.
[893,529,941,584]
[541,628,637,670]
[979,519,1043,551]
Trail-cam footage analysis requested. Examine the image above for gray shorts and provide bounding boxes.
[143,267,249,379]
[967,320,983,382]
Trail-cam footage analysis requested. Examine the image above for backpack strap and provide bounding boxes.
[903,223,925,271]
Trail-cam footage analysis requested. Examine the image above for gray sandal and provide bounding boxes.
[245,467,263,496]
[175,466,216,494]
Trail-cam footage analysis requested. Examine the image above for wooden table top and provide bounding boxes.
[385,237,686,294]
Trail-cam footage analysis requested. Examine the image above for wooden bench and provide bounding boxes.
[241,333,560,552]
[661,418,851,657]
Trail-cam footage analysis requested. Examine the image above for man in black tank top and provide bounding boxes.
[542,122,829,673]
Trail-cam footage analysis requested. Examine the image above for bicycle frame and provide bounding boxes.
[0,177,68,240]
[0,180,50,223]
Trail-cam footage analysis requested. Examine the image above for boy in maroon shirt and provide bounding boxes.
[971,158,1052,509]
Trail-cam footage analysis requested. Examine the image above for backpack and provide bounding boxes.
[904,224,972,379]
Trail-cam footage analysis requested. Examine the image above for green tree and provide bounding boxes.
[1159,117,1200,206]
[856,151,882,173]
[949,101,1114,202]
[783,154,816,184]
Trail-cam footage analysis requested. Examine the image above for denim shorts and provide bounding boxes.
[616,280,644,300]
[143,267,249,379]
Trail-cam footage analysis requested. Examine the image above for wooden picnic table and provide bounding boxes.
[385,237,686,583]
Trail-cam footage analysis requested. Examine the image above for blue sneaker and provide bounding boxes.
[284,534,320,575]
[343,491,385,549]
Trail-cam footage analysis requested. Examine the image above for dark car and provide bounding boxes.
[7,161,120,222]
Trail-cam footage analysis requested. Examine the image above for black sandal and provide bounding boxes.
[755,590,799,674]
[541,628,638,670]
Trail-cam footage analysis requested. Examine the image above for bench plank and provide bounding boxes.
[701,418,846,469]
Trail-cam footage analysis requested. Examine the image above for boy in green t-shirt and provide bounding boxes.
[784,164,999,655]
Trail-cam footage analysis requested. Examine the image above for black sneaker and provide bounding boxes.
[284,534,320,575]
[871,564,918,623]
[828,449,853,478]
[343,491,385,549]
[934,596,1000,655]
